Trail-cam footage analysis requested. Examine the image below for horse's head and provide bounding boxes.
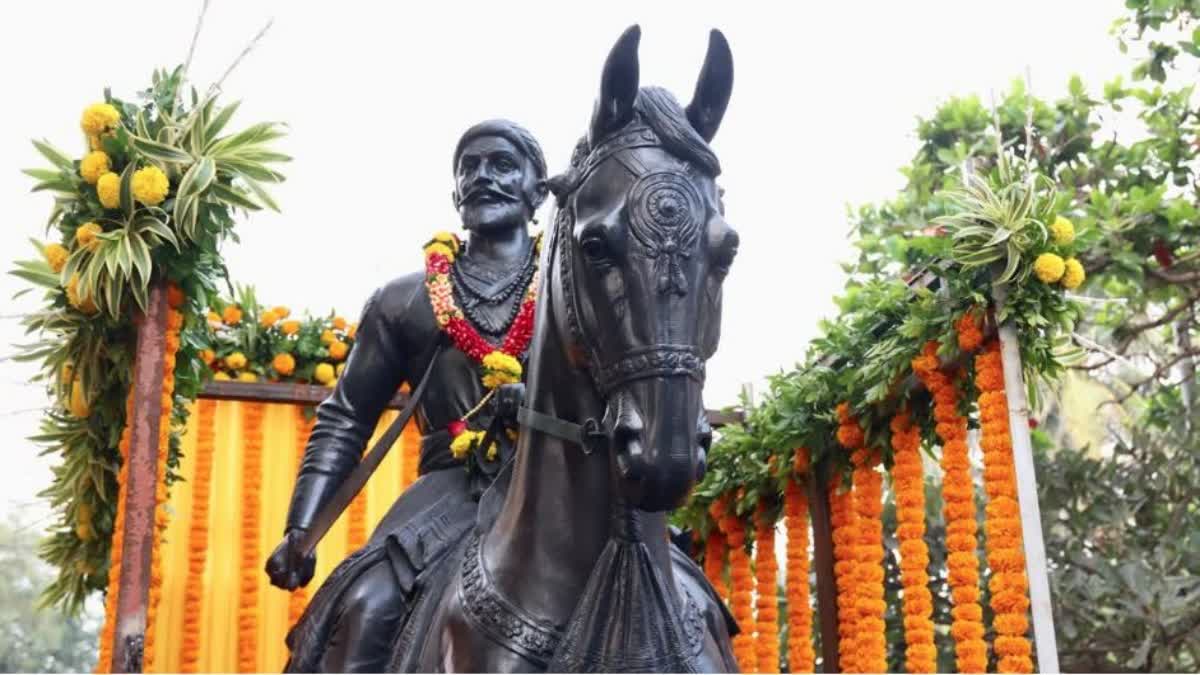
[546,26,738,512]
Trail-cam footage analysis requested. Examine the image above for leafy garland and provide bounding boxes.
[12,66,287,612]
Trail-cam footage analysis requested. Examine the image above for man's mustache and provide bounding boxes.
[461,186,519,205]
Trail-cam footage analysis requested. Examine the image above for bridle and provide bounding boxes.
[517,122,710,453]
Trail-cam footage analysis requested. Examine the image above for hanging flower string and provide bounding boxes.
[833,402,864,672]
[424,231,540,458]
[977,341,1035,674]
[238,402,265,673]
[703,497,729,602]
[890,409,937,673]
[719,497,757,672]
[180,399,216,673]
[288,409,316,634]
[851,445,887,674]
[755,499,781,673]
[144,300,183,671]
[784,459,815,673]
[95,390,136,674]
[913,342,988,672]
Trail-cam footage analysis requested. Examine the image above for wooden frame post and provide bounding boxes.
[809,462,840,672]
[112,281,169,673]
[992,283,1060,673]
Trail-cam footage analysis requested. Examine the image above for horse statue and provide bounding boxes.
[386,25,741,672]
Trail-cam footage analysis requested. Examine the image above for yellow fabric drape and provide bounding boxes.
[150,400,410,673]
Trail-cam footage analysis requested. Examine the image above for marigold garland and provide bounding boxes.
[179,399,216,673]
[238,402,265,673]
[144,306,182,671]
[827,479,858,673]
[95,390,136,673]
[890,409,936,673]
[703,527,729,603]
[288,409,316,634]
[912,341,988,672]
[851,447,887,674]
[719,499,758,672]
[976,341,1034,674]
[754,501,781,673]
[784,475,815,673]
[956,307,984,353]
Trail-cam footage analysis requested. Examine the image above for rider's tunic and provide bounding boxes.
[283,270,514,673]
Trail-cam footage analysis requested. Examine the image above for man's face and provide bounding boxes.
[454,135,538,233]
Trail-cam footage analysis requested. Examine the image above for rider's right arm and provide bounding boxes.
[283,279,415,534]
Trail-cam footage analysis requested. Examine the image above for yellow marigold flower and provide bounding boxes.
[213,371,232,381]
[347,322,358,340]
[481,350,522,389]
[75,222,103,252]
[273,353,296,376]
[281,320,301,336]
[272,305,291,319]
[131,165,169,205]
[424,241,456,261]
[96,171,121,209]
[1061,258,1086,290]
[1049,216,1075,245]
[328,340,349,361]
[1033,253,1065,284]
[332,316,347,330]
[260,310,280,328]
[65,273,98,314]
[224,352,247,370]
[79,150,110,185]
[314,362,336,385]
[69,378,90,418]
[431,231,460,252]
[222,305,243,325]
[199,348,216,365]
[450,429,484,459]
[237,371,258,383]
[320,329,337,345]
[43,243,68,273]
[80,102,120,136]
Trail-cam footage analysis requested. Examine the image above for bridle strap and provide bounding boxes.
[517,406,606,455]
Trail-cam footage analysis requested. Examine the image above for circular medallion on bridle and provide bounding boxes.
[628,171,703,295]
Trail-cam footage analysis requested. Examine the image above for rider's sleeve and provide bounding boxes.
[284,284,409,533]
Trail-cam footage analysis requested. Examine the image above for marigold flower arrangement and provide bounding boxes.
[754,501,781,673]
[784,472,815,673]
[716,496,757,672]
[890,409,937,673]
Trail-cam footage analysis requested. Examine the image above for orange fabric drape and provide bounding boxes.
[149,401,413,673]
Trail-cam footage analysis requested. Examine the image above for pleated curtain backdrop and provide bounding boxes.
[147,399,420,673]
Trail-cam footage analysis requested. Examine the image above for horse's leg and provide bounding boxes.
[320,560,409,672]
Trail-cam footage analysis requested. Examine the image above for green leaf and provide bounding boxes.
[129,135,193,164]
[31,139,74,171]
[241,177,280,212]
[204,100,241,144]
[209,183,262,211]
[176,156,216,204]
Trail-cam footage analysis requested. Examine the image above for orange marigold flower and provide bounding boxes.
[272,353,296,376]
[320,329,337,345]
[260,310,280,328]
[166,283,185,309]
[328,340,349,361]
[332,316,347,330]
[222,305,243,325]
[281,319,301,336]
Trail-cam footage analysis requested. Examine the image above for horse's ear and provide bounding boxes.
[685,30,733,143]
[589,24,641,146]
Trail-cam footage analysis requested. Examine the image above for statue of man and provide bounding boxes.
[265,119,548,672]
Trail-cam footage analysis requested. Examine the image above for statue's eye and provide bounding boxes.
[495,157,516,172]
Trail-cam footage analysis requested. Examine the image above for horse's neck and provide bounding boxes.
[482,286,676,625]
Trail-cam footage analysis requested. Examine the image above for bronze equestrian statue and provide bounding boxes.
[386,25,742,672]
[265,118,549,672]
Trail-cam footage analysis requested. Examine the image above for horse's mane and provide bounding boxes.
[547,86,720,206]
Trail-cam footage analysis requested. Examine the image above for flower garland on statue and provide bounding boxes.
[784,448,815,674]
[180,398,217,673]
[755,499,781,673]
[423,231,540,460]
[890,409,937,673]
[144,299,184,671]
[976,341,1035,674]
[912,342,988,672]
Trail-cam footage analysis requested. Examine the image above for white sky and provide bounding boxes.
[0,1,1133,523]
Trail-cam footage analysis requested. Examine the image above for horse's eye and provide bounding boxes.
[581,236,610,263]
